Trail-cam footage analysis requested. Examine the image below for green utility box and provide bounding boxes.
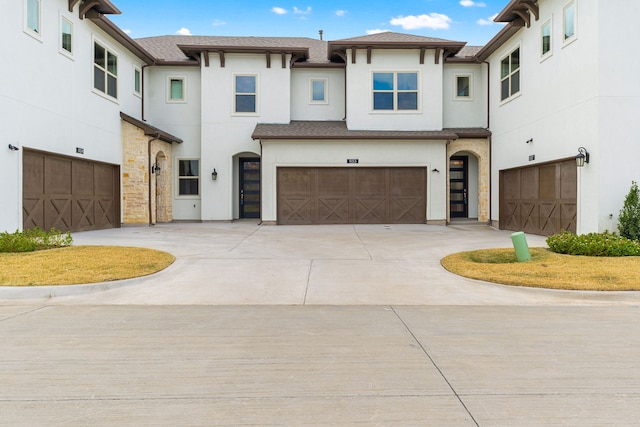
[511,231,531,262]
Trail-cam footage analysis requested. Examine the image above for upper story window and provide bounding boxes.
[25,0,41,37]
[167,77,186,102]
[234,75,257,114]
[178,159,200,196]
[541,19,552,58]
[94,41,118,99]
[60,16,73,56]
[372,72,419,111]
[310,79,328,104]
[563,1,576,43]
[454,74,472,100]
[134,66,141,96]
[500,47,520,102]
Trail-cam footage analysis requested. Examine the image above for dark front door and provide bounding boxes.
[239,158,260,218]
[450,156,468,218]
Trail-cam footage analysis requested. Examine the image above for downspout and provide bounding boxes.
[148,134,160,226]
[483,59,492,226]
[259,138,263,225]
[140,61,156,122]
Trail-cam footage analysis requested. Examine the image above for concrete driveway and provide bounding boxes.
[3,223,640,425]
[1,222,639,305]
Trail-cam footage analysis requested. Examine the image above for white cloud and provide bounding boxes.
[335,9,347,17]
[176,27,192,35]
[212,19,227,27]
[366,29,391,35]
[460,0,487,7]
[123,29,132,35]
[390,13,451,30]
[271,7,287,15]
[293,6,312,15]
[477,13,499,25]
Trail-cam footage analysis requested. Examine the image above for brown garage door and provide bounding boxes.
[277,167,426,225]
[23,150,120,232]
[499,159,576,236]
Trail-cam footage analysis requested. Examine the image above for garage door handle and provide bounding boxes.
[464,189,467,205]
[240,189,244,205]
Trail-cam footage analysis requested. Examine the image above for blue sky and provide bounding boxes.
[110,0,508,46]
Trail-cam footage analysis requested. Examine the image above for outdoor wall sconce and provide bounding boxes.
[432,168,440,173]
[8,144,19,151]
[151,162,161,174]
[212,169,218,180]
[576,147,590,167]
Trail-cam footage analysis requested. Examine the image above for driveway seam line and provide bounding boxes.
[303,259,313,305]
[390,306,479,427]
[353,225,373,260]
[0,305,48,323]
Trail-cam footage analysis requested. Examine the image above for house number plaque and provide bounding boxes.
[347,159,359,164]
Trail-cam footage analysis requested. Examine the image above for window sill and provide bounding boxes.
[92,89,119,105]
[562,35,577,49]
[499,91,522,107]
[23,28,42,43]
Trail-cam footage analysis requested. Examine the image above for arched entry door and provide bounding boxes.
[449,156,468,218]
[239,158,260,218]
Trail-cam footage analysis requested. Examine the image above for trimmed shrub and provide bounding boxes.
[546,230,640,257]
[618,181,640,241]
[0,228,72,253]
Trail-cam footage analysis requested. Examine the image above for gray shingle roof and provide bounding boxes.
[332,32,464,44]
[252,121,463,140]
[136,35,329,63]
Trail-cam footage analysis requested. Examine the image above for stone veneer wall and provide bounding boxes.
[121,121,173,224]
[447,138,489,223]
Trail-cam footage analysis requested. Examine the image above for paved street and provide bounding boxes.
[1,223,640,425]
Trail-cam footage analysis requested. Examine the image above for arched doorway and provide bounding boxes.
[446,138,489,223]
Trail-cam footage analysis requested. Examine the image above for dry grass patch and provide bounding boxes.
[441,247,640,291]
[0,246,175,286]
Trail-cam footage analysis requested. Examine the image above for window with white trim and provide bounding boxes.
[454,74,472,100]
[500,47,520,102]
[94,41,118,99]
[234,75,257,113]
[60,16,73,56]
[178,159,200,196]
[541,19,552,57]
[134,66,141,96]
[167,76,186,102]
[25,0,41,36]
[563,1,576,43]
[372,72,418,111]
[310,78,327,103]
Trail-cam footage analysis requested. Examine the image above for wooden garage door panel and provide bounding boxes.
[390,168,426,223]
[45,157,72,195]
[23,150,120,232]
[499,160,576,236]
[278,167,426,225]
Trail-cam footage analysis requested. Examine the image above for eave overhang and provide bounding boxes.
[251,121,481,141]
[178,44,310,68]
[495,0,539,27]
[474,22,524,62]
[120,113,183,144]
[327,40,467,63]
[87,13,156,64]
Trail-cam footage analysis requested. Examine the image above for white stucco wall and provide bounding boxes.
[198,53,290,221]
[290,68,346,121]
[595,1,640,233]
[145,65,203,220]
[345,49,444,131]
[261,140,448,223]
[1,0,145,231]
[488,0,601,233]
[442,63,487,128]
